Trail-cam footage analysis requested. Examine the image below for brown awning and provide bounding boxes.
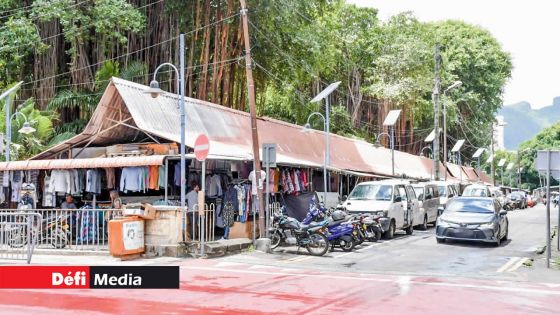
[0,155,166,171]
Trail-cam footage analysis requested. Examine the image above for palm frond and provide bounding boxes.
[121,61,147,84]
[46,90,98,116]
[47,131,76,147]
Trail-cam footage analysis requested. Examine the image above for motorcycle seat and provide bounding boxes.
[299,221,324,231]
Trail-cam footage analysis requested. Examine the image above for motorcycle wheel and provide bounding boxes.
[339,239,355,252]
[306,233,329,256]
[8,227,27,248]
[51,229,68,249]
[270,230,283,249]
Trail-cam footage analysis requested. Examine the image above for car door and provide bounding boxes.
[406,185,421,225]
[426,186,437,222]
[391,186,405,228]
[398,185,411,227]
[495,200,506,237]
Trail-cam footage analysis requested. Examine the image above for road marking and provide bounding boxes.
[507,258,529,272]
[397,276,411,295]
[285,255,313,263]
[333,252,355,259]
[181,266,560,296]
[496,257,521,273]
[356,244,377,252]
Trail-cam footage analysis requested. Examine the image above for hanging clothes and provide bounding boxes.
[207,174,223,197]
[105,168,116,189]
[148,165,159,190]
[120,167,141,193]
[86,169,102,194]
[158,165,166,189]
[43,175,55,207]
[249,170,267,195]
[49,170,71,194]
[174,163,181,187]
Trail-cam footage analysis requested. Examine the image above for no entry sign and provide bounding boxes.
[194,134,210,161]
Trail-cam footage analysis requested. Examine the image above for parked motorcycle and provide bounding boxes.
[354,214,383,242]
[301,202,358,251]
[9,214,70,249]
[269,208,330,256]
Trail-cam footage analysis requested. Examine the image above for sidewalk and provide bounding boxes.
[520,225,560,282]
[0,254,187,266]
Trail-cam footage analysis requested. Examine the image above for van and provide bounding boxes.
[411,182,440,230]
[340,179,419,239]
[433,181,460,215]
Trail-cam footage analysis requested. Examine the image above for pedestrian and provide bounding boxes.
[60,194,77,210]
[187,181,200,240]
[106,189,122,222]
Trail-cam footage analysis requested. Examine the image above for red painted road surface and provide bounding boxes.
[1,259,559,314]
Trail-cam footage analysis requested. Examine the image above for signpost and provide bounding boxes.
[194,134,210,256]
[262,143,277,238]
[536,150,560,268]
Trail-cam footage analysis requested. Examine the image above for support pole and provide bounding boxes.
[5,97,10,162]
[391,126,395,177]
[443,95,447,181]
[201,160,206,256]
[432,44,441,180]
[240,0,264,237]
[325,97,331,192]
[545,150,551,268]
[491,125,495,186]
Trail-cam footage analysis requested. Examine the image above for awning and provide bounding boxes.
[0,155,167,171]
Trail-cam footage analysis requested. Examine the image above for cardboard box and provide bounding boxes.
[123,203,156,220]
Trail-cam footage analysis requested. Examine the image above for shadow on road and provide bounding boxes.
[439,238,513,248]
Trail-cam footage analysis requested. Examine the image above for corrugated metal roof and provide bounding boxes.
[29,77,492,181]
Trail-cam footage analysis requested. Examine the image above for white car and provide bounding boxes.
[412,182,440,230]
[463,184,492,197]
[433,181,460,215]
[341,179,419,239]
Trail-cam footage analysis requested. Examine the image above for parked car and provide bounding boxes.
[490,189,506,207]
[341,179,419,239]
[412,182,440,230]
[433,181,460,215]
[462,184,492,197]
[435,197,509,246]
[507,191,527,209]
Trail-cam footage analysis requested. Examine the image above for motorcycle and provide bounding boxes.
[355,214,383,242]
[304,203,360,252]
[269,208,331,256]
[9,214,70,249]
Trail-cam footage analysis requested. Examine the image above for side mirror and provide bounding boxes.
[341,195,348,202]
[499,210,507,216]
[394,196,402,203]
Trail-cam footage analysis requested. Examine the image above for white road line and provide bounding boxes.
[285,255,313,262]
[356,244,376,252]
[496,257,521,273]
[180,266,560,296]
[333,252,355,259]
[507,258,529,272]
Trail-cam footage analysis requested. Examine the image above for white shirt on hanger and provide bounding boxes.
[249,170,267,195]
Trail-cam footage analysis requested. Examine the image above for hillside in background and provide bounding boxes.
[499,97,560,149]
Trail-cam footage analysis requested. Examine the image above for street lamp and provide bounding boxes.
[144,34,186,208]
[472,148,485,183]
[309,81,341,195]
[497,158,507,186]
[420,146,432,158]
[424,129,438,179]
[516,148,531,188]
[301,112,327,202]
[376,110,401,177]
[451,139,465,183]
[443,80,462,181]
[4,112,36,161]
[1,81,24,162]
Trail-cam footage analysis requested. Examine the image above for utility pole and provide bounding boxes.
[432,44,441,180]
[491,124,495,186]
[240,0,264,237]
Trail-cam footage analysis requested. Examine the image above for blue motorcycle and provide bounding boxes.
[303,199,356,252]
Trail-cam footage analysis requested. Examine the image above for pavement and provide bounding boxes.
[0,204,559,314]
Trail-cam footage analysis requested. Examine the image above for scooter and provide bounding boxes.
[303,202,357,252]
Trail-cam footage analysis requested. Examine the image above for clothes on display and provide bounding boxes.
[281,168,309,195]
[105,168,115,189]
[86,169,102,194]
[119,167,149,193]
[249,170,266,195]
[206,174,223,197]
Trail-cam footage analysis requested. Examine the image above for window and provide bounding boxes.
[426,187,434,199]
[398,186,408,202]
[406,186,417,200]
[349,184,394,201]
[448,186,455,198]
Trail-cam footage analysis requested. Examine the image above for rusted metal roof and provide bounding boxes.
[0,155,166,171]
[29,77,492,181]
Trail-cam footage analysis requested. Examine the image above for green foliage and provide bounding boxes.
[517,123,560,190]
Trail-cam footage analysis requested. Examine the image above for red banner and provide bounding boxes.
[0,266,90,289]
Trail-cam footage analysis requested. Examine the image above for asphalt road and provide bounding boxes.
[222,203,560,282]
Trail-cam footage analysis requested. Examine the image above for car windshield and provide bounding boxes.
[348,184,393,201]
[463,187,488,197]
[446,199,494,213]
[438,186,446,197]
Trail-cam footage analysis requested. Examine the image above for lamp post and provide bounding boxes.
[145,34,186,208]
[491,119,507,186]
[1,81,24,162]
[374,132,394,177]
[451,139,465,183]
[420,146,432,158]
[472,148,485,183]
[497,158,507,187]
[424,129,438,179]
[301,112,327,202]
[516,148,530,188]
[377,110,401,177]
[309,81,341,197]
[5,112,36,161]
[443,81,462,181]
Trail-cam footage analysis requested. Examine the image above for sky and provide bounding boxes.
[347,0,560,109]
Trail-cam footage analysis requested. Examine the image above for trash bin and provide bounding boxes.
[109,216,145,257]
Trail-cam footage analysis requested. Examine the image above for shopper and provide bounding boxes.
[187,181,200,240]
[61,194,77,210]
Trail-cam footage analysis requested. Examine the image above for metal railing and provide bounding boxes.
[0,208,122,252]
[0,212,42,263]
[186,204,216,243]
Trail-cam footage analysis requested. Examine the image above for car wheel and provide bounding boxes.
[501,220,509,241]
[405,224,413,235]
[436,238,445,244]
[495,228,502,247]
[383,221,395,239]
[420,215,428,231]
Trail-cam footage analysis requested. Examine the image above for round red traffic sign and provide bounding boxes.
[194,134,210,161]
